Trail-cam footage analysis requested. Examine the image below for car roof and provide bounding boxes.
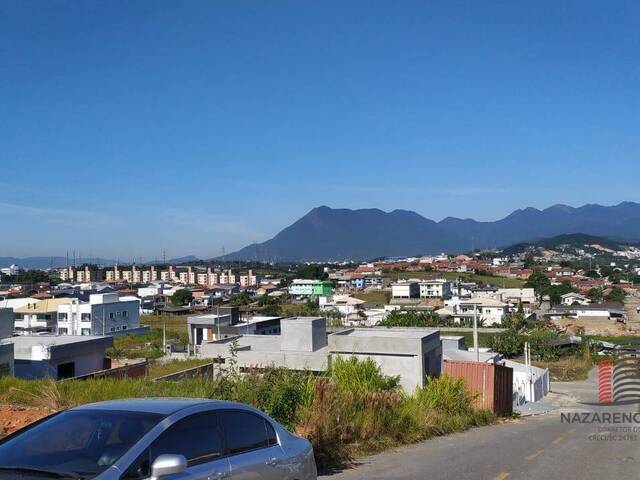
[73,398,246,415]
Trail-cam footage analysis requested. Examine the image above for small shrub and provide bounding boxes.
[295,378,352,469]
[414,375,474,416]
[329,356,399,396]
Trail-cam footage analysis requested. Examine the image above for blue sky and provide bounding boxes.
[2,0,639,259]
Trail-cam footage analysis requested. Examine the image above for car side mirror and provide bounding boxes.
[150,454,187,479]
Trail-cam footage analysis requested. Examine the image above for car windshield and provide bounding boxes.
[0,409,165,478]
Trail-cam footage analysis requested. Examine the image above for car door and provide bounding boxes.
[120,412,230,480]
[219,410,287,480]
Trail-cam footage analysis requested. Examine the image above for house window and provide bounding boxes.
[81,313,91,321]
[58,313,68,321]
[81,328,91,335]
[109,312,115,319]
[58,328,68,335]
[123,311,128,318]
[122,325,127,330]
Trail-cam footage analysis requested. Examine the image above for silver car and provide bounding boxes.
[0,398,317,480]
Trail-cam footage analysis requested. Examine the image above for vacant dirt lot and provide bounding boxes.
[0,405,52,438]
[551,316,633,336]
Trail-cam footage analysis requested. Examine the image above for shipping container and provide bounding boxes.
[443,359,513,415]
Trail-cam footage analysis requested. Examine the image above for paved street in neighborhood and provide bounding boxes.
[321,369,640,480]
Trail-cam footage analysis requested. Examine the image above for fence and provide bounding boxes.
[153,362,216,381]
[443,359,513,415]
[67,359,148,381]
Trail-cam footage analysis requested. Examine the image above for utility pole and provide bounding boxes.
[216,303,221,340]
[473,303,479,362]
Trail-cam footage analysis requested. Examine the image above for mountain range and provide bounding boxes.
[4,202,640,267]
[225,202,640,261]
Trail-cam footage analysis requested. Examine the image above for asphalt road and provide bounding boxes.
[320,369,640,480]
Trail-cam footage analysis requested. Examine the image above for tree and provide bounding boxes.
[488,330,524,358]
[501,311,527,332]
[547,283,577,306]
[257,295,282,316]
[171,288,193,306]
[524,270,551,298]
[13,270,51,285]
[379,311,448,328]
[523,251,536,269]
[295,264,328,280]
[599,266,615,278]
[230,292,252,306]
[587,288,604,303]
[604,287,626,304]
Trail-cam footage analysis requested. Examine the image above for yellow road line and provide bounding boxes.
[552,436,564,445]
[494,473,510,480]
[527,449,545,461]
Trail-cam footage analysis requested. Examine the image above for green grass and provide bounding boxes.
[148,359,213,379]
[109,327,188,360]
[279,303,319,317]
[353,290,391,306]
[141,314,189,335]
[384,271,525,288]
[532,352,593,381]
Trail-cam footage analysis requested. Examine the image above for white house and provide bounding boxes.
[474,288,537,313]
[450,298,508,325]
[56,293,140,336]
[391,282,419,299]
[418,279,452,299]
[560,292,591,306]
[319,295,366,319]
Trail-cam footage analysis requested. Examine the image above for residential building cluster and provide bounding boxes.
[58,264,261,288]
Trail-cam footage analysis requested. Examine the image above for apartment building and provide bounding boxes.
[14,298,73,334]
[104,264,252,288]
[219,269,238,285]
[58,265,104,283]
[239,270,259,287]
[107,265,160,283]
[56,293,140,336]
[418,279,452,299]
[142,266,158,282]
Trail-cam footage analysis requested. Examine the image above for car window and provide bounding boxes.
[220,410,271,455]
[122,412,223,480]
[265,420,278,446]
[0,410,163,478]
